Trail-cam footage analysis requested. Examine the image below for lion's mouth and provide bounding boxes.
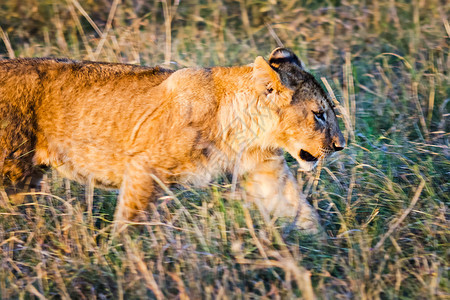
[299,149,318,162]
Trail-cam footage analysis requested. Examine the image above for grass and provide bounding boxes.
[0,0,449,298]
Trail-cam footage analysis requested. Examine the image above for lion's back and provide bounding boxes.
[0,58,174,185]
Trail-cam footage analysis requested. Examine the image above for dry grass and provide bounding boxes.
[0,0,449,298]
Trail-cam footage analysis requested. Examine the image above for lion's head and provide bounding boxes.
[253,48,346,171]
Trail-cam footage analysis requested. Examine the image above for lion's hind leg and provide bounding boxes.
[2,165,46,204]
[0,102,39,202]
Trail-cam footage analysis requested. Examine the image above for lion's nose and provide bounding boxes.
[332,135,346,152]
[332,143,344,152]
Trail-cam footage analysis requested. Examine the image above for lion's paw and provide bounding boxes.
[296,212,323,235]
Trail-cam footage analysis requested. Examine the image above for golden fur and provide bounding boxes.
[0,48,345,233]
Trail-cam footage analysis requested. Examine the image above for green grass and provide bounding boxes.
[0,0,448,298]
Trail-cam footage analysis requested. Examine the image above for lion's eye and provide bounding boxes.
[313,111,325,122]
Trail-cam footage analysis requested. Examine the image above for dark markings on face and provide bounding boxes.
[325,125,332,145]
[268,50,335,110]
[268,49,340,151]
[291,73,334,109]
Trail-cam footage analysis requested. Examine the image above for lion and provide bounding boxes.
[0,48,345,234]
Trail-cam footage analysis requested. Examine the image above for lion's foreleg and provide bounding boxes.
[113,156,159,234]
[244,156,321,234]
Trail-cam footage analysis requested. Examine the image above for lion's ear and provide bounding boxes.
[253,56,284,94]
[267,48,306,90]
[268,48,304,70]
